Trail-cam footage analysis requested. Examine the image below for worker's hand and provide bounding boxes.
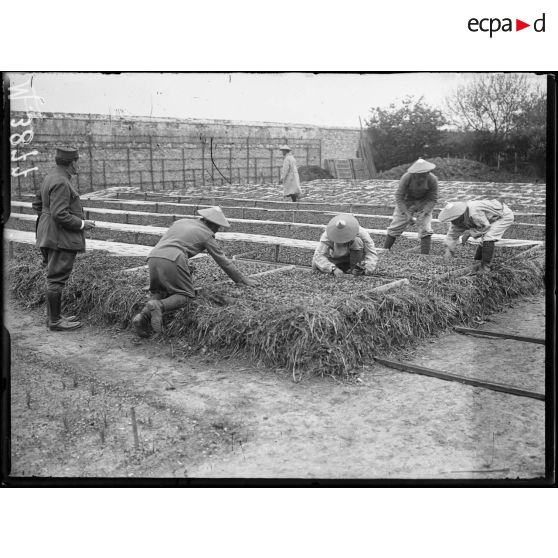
[364,267,376,276]
[83,220,96,230]
[332,268,345,278]
[443,248,454,262]
[461,231,471,245]
[242,278,258,287]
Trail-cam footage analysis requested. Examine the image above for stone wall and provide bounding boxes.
[10,112,361,194]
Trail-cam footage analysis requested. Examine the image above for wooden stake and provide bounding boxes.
[127,147,132,187]
[375,357,545,402]
[246,137,250,185]
[130,406,140,450]
[454,327,545,345]
[88,133,94,192]
[149,136,154,190]
[368,278,409,294]
[182,147,186,186]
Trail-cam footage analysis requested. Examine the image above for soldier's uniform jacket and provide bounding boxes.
[35,166,85,252]
[395,172,438,214]
[149,218,244,283]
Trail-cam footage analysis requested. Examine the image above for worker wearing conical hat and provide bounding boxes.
[384,158,438,254]
[312,214,378,277]
[279,145,302,202]
[132,206,256,338]
[438,199,515,273]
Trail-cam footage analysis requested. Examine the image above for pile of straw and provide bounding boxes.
[9,244,545,376]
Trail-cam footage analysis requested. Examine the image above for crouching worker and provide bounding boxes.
[384,158,438,254]
[132,207,256,337]
[438,199,514,273]
[312,214,378,277]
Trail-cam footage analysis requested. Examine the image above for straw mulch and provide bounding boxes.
[9,244,545,377]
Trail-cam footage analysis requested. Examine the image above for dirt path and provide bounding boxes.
[6,295,545,479]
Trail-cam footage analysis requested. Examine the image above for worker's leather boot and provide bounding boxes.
[132,307,151,338]
[420,236,432,255]
[146,299,165,333]
[480,241,495,271]
[383,235,397,250]
[47,291,82,331]
[474,245,483,260]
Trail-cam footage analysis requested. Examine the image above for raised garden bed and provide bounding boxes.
[9,238,545,376]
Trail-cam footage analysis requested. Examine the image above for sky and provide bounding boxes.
[7,72,546,128]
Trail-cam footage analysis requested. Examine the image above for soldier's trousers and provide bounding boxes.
[46,249,77,293]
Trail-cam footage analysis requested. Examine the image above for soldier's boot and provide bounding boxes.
[420,235,432,255]
[383,235,397,250]
[47,291,82,331]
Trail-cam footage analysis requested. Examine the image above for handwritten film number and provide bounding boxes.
[11,115,38,177]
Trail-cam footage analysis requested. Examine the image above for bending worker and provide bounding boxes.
[384,158,438,254]
[279,144,302,202]
[438,199,514,273]
[132,207,256,337]
[312,213,378,277]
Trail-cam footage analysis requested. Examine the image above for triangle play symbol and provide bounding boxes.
[516,19,530,31]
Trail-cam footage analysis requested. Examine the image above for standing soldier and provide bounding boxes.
[438,199,515,273]
[132,207,256,338]
[279,145,302,202]
[383,158,438,254]
[312,213,378,277]
[35,147,96,331]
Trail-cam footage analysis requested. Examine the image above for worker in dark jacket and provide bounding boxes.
[384,158,438,254]
[132,207,256,337]
[35,147,96,331]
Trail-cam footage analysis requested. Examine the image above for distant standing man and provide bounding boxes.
[35,147,96,331]
[132,207,256,338]
[279,144,302,202]
[312,213,378,276]
[384,158,438,254]
[438,199,515,273]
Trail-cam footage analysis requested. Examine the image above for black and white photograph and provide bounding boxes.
[1,70,552,482]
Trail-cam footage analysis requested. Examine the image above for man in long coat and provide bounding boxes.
[312,214,378,277]
[279,145,302,202]
[438,199,515,273]
[132,207,256,337]
[383,158,438,254]
[35,147,96,331]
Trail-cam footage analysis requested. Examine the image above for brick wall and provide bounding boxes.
[10,112,360,194]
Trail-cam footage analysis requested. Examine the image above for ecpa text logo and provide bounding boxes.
[468,13,546,37]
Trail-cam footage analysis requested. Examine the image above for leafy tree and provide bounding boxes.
[445,74,537,138]
[365,96,446,171]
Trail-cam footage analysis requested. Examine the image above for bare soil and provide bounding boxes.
[7,295,545,480]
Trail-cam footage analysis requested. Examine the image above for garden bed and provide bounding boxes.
[9,243,544,377]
